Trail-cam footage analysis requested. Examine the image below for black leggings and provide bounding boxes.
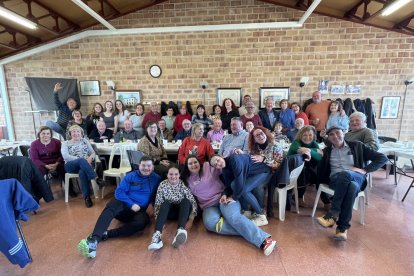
[92,199,149,241]
[155,198,192,232]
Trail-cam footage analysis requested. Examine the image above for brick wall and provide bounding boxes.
[4,0,414,140]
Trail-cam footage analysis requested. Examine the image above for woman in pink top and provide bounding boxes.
[291,102,309,126]
[182,155,277,256]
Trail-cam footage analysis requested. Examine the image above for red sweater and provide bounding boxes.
[141,112,162,130]
[174,113,192,133]
[178,137,215,165]
[295,112,309,126]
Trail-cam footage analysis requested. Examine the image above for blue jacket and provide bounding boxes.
[115,170,161,208]
[279,108,295,130]
[0,179,39,268]
[174,129,191,141]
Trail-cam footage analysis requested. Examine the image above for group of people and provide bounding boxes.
[37,83,387,258]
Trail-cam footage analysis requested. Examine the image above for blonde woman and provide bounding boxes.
[178,123,214,165]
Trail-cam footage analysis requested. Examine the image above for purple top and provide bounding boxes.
[30,138,63,169]
[207,129,225,142]
[188,162,224,209]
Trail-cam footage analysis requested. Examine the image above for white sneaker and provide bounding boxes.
[172,228,187,248]
[262,237,277,256]
[148,231,163,251]
[251,213,268,227]
[242,210,253,219]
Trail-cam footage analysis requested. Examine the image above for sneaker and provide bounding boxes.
[77,237,97,258]
[316,214,336,228]
[242,210,253,219]
[251,213,268,227]
[148,231,163,251]
[84,196,93,208]
[334,229,348,241]
[172,228,187,248]
[262,237,277,256]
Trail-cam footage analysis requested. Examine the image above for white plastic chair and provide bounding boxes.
[273,163,305,221]
[64,173,99,203]
[311,184,366,225]
[102,143,136,198]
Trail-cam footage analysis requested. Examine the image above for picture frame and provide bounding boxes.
[259,87,290,109]
[319,80,329,94]
[331,85,346,95]
[115,90,142,111]
[217,88,242,106]
[79,80,101,96]
[346,85,361,95]
[380,96,400,119]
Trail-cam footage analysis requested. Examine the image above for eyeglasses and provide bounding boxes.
[254,132,265,138]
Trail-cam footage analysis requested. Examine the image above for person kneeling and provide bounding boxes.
[148,165,198,251]
[77,156,161,258]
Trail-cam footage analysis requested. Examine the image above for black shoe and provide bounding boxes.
[96,178,106,189]
[101,231,108,242]
[84,196,93,208]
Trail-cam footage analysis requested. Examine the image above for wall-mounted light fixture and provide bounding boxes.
[106,80,115,90]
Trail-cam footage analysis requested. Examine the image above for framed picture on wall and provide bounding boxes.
[79,80,100,96]
[115,90,141,111]
[331,85,346,95]
[380,96,400,119]
[217,88,242,106]
[346,85,361,94]
[259,87,290,109]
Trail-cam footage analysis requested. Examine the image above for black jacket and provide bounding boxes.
[0,156,54,202]
[258,109,280,131]
[317,140,387,191]
[364,98,376,130]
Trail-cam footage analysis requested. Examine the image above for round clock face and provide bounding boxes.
[149,65,162,78]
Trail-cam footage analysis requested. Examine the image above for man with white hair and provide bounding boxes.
[286,118,305,142]
[344,112,379,151]
[174,119,192,140]
[113,120,139,142]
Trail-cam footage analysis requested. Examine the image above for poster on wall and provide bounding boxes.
[380,96,400,119]
[319,80,329,94]
[259,87,290,108]
[346,85,361,95]
[331,85,346,95]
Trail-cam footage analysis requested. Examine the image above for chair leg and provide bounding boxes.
[293,187,299,214]
[311,188,322,218]
[64,175,69,203]
[91,179,99,199]
[277,187,287,222]
[402,180,414,202]
[359,195,365,225]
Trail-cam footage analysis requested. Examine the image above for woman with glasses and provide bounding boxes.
[240,101,262,129]
[137,121,171,178]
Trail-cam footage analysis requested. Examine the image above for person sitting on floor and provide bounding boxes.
[77,156,161,259]
[113,119,139,142]
[148,165,197,251]
[209,154,272,227]
[316,126,387,241]
[88,120,113,143]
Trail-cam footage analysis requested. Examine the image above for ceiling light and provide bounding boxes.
[381,0,412,17]
[0,6,37,30]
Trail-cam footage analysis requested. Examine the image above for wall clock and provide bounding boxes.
[149,65,162,78]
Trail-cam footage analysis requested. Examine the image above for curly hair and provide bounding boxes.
[248,126,274,154]
[221,98,238,113]
[295,125,317,142]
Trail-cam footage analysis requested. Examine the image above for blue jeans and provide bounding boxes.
[329,171,365,231]
[46,121,65,138]
[64,158,97,197]
[234,172,270,214]
[202,202,269,248]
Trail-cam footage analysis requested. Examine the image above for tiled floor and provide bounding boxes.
[1,170,414,276]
